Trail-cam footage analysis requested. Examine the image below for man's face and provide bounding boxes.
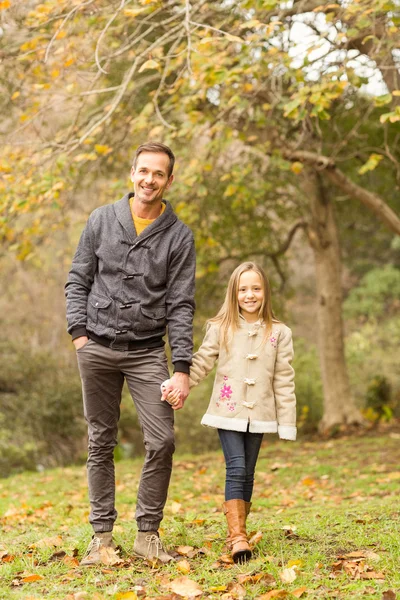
[131,152,173,205]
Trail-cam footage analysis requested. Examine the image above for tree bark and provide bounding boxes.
[302,171,364,432]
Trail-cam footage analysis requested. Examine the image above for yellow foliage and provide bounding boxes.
[74,153,98,162]
[139,59,160,72]
[64,57,76,68]
[11,91,20,100]
[94,145,113,156]
[20,38,39,52]
[291,162,304,175]
[0,0,10,9]
[123,8,145,18]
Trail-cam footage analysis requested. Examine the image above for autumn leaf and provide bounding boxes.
[237,573,275,585]
[248,530,263,547]
[219,553,234,564]
[280,566,297,583]
[116,592,139,599]
[30,535,63,549]
[98,546,123,566]
[176,559,191,574]
[170,501,182,514]
[209,585,228,592]
[292,588,308,598]
[226,582,246,598]
[139,59,160,72]
[94,145,113,156]
[258,590,289,599]
[382,591,397,600]
[21,573,45,583]
[176,545,194,555]
[169,576,203,597]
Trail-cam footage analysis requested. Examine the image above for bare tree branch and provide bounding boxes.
[95,0,127,75]
[44,0,95,64]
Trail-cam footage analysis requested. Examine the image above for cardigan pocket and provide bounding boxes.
[87,294,112,327]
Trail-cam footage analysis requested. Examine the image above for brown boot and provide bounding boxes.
[132,531,174,564]
[223,499,252,564]
[80,532,116,566]
[226,501,251,550]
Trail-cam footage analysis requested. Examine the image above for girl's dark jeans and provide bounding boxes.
[218,428,264,502]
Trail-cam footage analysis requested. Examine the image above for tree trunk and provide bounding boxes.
[302,171,364,432]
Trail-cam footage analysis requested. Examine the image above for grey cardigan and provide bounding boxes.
[65,194,196,371]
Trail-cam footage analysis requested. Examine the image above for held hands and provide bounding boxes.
[161,372,189,411]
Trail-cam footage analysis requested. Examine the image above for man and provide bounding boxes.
[65,142,195,565]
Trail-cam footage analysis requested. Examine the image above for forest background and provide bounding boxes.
[0,0,399,478]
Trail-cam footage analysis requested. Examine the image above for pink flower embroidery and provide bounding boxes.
[220,384,233,400]
[228,404,235,411]
[270,334,277,348]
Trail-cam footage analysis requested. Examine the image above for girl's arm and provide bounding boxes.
[273,328,297,441]
[189,322,220,388]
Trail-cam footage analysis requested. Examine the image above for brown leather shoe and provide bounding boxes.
[223,499,252,564]
[132,531,174,563]
[80,532,116,566]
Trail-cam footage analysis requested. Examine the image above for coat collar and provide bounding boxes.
[113,193,177,244]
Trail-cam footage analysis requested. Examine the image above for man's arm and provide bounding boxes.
[65,217,97,344]
[165,234,196,407]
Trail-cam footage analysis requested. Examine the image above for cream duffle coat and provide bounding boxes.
[189,316,297,440]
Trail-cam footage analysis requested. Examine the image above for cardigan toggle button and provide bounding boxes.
[244,378,256,385]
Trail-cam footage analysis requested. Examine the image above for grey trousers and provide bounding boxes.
[76,340,173,533]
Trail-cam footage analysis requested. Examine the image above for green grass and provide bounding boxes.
[0,432,399,599]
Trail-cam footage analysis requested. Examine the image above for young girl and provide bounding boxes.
[163,262,296,564]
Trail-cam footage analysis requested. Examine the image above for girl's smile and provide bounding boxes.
[238,271,264,322]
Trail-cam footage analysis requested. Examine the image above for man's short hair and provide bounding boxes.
[133,142,175,177]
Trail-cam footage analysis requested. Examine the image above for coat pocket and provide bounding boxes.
[88,294,112,326]
[136,305,166,332]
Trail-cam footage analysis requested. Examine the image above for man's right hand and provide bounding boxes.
[73,336,89,350]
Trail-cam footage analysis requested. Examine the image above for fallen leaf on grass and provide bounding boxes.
[282,525,299,539]
[301,477,316,486]
[0,550,15,563]
[62,555,80,567]
[209,585,228,592]
[176,559,191,574]
[170,501,182,514]
[225,582,246,599]
[116,592,139,599]
[330,553,386,581]
[280,566,297,583]
[287,559,304,569]
[292,587,308,598]
[270,462,292,471]
[21,574,45,583]
[365,551,381,562]
[360,570,385,580]
[220,553,234,564]
[258,590,290,599]
[237,572,275,585]
[176,545,194,556]
[170,576,203,597]
[99,546,124,566]
[248,530,263,546]
[29,535,63,549]
[382,591,397,600]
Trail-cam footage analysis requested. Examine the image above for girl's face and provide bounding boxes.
[237,270,264,322]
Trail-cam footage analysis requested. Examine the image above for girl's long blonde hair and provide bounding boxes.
[209,262,277,351]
